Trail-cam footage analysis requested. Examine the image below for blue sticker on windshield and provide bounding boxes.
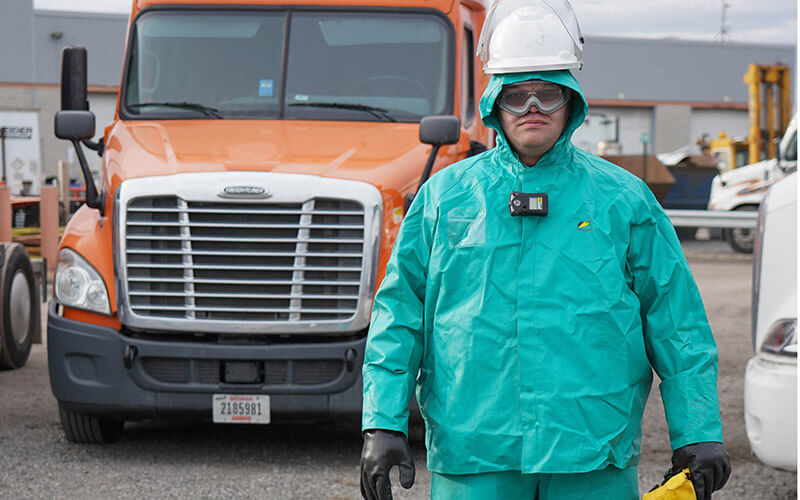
[258,79,274,97]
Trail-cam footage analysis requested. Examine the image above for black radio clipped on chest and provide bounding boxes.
[509,192,548,217]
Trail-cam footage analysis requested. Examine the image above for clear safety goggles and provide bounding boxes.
[497,82,571,115]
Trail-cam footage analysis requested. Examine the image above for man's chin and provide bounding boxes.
[516,135,556,152]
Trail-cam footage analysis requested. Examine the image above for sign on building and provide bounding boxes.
[0,111,42,196]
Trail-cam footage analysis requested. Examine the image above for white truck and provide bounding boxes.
[744,170,797,471]
[707,116,797,253]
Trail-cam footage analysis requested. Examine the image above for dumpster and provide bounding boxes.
[661,155,718,210]
[601,154,675,203]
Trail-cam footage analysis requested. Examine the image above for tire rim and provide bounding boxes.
[9,270,31,343]
[732,227,755,249]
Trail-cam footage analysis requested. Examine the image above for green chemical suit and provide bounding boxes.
[361,70,723,477]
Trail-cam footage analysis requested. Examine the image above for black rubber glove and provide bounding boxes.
[360,429,415,500]
[671,442,731,500]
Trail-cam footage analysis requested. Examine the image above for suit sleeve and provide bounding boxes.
[626,180,724,450]
[361,183,436,436]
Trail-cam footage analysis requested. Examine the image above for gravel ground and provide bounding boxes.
[0,240,795,499]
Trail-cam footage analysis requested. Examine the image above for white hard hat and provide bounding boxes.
[477,0,584,74]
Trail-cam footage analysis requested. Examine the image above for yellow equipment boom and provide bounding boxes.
[743,64,792,165]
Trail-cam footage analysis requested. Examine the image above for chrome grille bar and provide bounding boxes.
[128,207,364,216]
[127,249,363,257]
[178,199,195,320]
[127,236,364,244]
[126,263,362,271]
[290,200,314,321]
[129,291,360,299]
[126,221,364,229]
[131,305,358,314]
[127,277,360,286]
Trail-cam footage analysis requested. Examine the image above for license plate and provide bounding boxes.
[212,394,270,424]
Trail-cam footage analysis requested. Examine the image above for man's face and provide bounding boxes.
[497,81,571,165]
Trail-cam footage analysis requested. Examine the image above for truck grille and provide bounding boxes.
[116,173,382,334]
[140,357,343,387]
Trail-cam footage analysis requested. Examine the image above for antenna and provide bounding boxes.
[715,0,731,42]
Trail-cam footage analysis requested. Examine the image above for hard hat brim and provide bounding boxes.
[484,60,582,75]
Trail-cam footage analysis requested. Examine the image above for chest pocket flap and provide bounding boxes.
[445,210,486,248]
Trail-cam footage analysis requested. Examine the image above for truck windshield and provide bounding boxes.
[123,10,453,122]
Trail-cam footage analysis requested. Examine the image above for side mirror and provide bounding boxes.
[54,111,95,141]
[61,47,89,111]
[407,115,463,213]
[56,46,102,212]
[419,115,461,146]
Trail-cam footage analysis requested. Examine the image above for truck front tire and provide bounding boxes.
[0,243,39,370]
[723,205,758,254]
[59,403,124,444]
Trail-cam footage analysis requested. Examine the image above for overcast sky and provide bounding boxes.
[34,0,797,45]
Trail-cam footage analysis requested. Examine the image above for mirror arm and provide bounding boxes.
[405,144,442,214]
[416,144,441,193]
[82,137,104,157]
[71,139,103,214]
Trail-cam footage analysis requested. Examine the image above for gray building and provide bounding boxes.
[1,0,126,184]
[574,36,796,156]
[0,0,796,193]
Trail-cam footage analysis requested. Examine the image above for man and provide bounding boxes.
[360,2,731,499]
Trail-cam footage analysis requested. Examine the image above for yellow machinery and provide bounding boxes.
[704,132,749,173]
[700,64,792,172]
[744,63,792,164]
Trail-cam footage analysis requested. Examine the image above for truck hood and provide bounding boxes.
[718,158,778,187]
[104,120,433,190]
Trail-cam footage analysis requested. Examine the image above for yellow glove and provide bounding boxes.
[642,468,696,500]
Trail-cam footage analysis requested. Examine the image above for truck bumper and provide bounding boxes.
[47,302,365,422]
[744,355,797,471]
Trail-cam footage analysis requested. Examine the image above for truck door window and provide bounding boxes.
[284,12,452,122]
[735,149,749,169]
[461,27,475,127]
[712,149,731,172]
[782,129,797,162]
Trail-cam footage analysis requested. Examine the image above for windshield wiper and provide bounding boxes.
[128,101,223,119]
[288,102,396,122]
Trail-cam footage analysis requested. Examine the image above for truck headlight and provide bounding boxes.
[761,319,797,356]
[54,248,110,315]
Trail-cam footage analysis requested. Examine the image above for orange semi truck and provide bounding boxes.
[49,0,489,442]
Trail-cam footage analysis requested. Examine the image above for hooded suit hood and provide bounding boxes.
[479,70,588,168]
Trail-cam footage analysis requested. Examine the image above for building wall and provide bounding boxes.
[575,104,752,156]
[33,10,128,87]
[1,87,118,188]
[0,0,35,84]
[575,106,656,156]
[578,36,796,104]
[690,108,751,143]
[654,105,692,154]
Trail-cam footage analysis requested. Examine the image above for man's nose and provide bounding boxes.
[524,103,542,115]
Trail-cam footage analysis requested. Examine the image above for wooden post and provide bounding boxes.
[57,160,71,221]
[40,185,58,271]
[0,185,10,243]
